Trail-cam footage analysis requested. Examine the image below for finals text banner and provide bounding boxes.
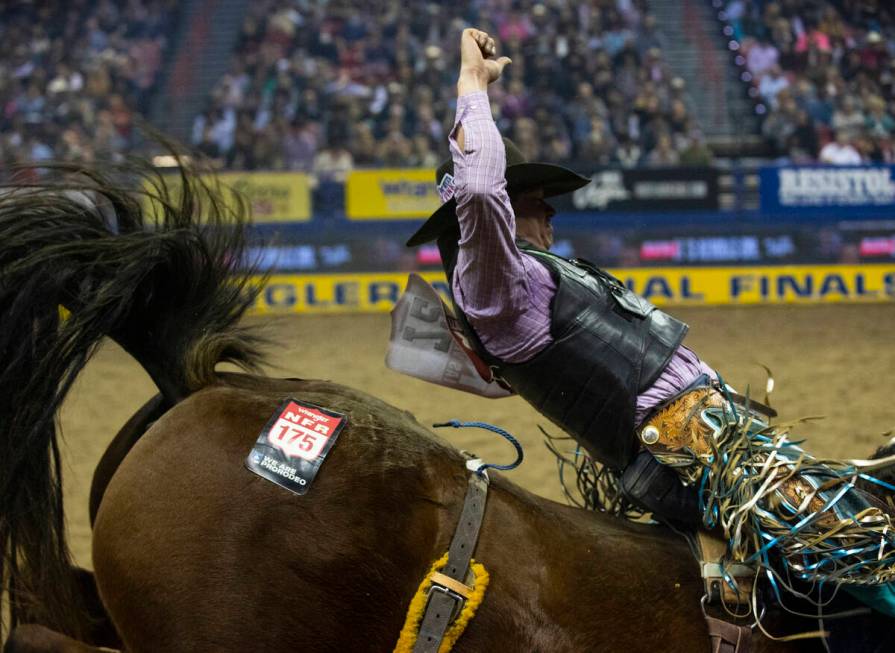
[249,264,895,315]
[144,171,312,223]
[345,168,440,219]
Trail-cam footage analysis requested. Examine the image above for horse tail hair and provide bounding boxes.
[0,155,267,639]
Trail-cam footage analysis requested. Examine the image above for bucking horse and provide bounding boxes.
[0,160,892,652]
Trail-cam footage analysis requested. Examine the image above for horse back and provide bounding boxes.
[91,375,818,653]
[91,376,466,652]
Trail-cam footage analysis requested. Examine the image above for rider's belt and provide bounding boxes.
[394,471,490,653]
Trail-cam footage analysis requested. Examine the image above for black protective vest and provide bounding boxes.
[441,237,688,470]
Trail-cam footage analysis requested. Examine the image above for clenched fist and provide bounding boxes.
[457,28,511,95]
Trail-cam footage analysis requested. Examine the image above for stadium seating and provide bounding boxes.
[191,0,707,172]
[0,0,179,175]
[721,0,894,162]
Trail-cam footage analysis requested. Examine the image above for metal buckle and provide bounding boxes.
[425,583,466,625]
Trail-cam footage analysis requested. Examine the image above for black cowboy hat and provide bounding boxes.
[406,137,590,247]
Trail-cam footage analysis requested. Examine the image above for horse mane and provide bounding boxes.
[856,439,895,502]
[0,154,266,638]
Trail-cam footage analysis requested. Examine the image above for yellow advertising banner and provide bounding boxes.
[249,264,895,315]
[144,172,311,223]
[345,168,440,219]
[217,172,311,223]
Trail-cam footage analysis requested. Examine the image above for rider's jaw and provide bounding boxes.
[513,189,555,250]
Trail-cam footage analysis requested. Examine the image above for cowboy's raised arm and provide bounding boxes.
[448,29,534,327]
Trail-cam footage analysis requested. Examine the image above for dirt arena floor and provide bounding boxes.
[60,304,895,569]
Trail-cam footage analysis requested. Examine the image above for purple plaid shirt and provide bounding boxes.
[448,91,715,425]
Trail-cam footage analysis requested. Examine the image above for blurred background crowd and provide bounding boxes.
[0,0,179,170]
[187,0,710,174]
[729,0,895,163]
[189,0,712,177]
[0,0,893,174]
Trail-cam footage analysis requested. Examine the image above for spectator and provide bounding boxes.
[860,32,888,71]
[864,95,894,138]
[195,125,223,164]
[645,133,680,166]
[854,133,891,164]
[313,140,354,182]
[792,78,834,126]
[668,99,690,137]
[283,117,319,172]
[407,134,439,168]
[762,92,800,155]
[378,129,413,167]
[350,122,379,166]
[787,109,820,161]
[746,36,780,77]
[500,79,531,121]
[679,130,714,166]
[758,65,790,108]
[794,19,833,55]
[579,119,616,166]
[615,135,643,168]
[227,123,262,171]
[636,13,666,56]
[819,130,862,164]
[512,117,540,163]
[831,96,866,141]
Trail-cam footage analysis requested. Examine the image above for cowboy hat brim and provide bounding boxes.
[406,162,590,247]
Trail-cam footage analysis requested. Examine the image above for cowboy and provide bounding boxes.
[406,28,710,523]
[406,29,895,619]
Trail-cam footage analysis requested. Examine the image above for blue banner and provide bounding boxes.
[760,165,895,213]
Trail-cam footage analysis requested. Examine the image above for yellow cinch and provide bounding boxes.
[393,552,489,653]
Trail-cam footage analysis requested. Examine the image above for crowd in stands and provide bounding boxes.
[7,0,892,175]
[728,0,895,163]
[192,0,713,176]
[0,0,178,173]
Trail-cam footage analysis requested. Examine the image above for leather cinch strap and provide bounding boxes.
[696,530,755,606]
[706,615,751,653]
[413,472,489,653]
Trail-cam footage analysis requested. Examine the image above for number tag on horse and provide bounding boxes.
[245,399,348,496]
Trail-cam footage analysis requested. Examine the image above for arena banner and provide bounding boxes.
[345,168,440,219]
[144,172,311,223]
[218,172,311,223]
[760,165,895,213]
[552,167,719,212]
[248,264,895,314]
